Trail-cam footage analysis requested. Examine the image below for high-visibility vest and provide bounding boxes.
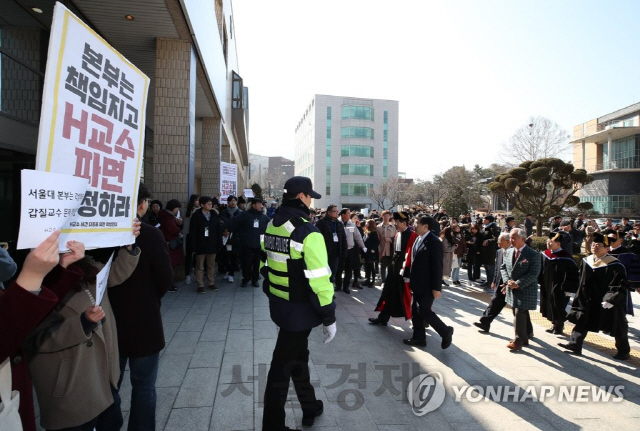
[260,216,333,306]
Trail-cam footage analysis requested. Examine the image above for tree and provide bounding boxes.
[441,185,468,217]
[409,179,445,210]
[368,176,406,210]
[502,116,570,163]
[488,158,594,235]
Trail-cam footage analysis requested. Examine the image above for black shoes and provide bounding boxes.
[452,280,461,286]
[442,280,449,286]
[473,322,490,332]
[546,327,563,335]
[241,279,249,287]
[613,352,630,360]
[441,326,454,349]
[197,287,205,294]
[168,285,178,293]
[301,400,323,427]
[343,287,351,294]
[403,338,427,347]
[252,281,260,287]
[208,284,218,291]
[558,342,582,355]
[368,317,387,326]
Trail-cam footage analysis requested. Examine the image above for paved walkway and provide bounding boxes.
[112,269,640,431]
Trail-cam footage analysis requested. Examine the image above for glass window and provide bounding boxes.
[341,105,375,121]
[341,127,374,139]
[340,183,373,196]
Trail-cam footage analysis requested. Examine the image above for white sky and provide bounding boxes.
[233,0,640,180]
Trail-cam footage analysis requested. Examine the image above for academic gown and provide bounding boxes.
[375,228,416,319]
[608,246,640,316]
[567,254,629,336]
[538,249,579,324]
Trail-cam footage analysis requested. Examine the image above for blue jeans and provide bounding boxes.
[451,257,461,281]
[118,353,160,431]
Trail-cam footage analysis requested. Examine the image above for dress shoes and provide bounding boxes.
[545,327,563,335]
[506,340,523,352]
[343,287,351,294]
[508,339,529,346]
[441,326,454,349]
[301,400,324,427]
[558,342,582,355]
[613,352,630,360]
[403,338,427,347]
[352,281,362,289]
[251,281,260,288]
[368,317,387,326]
[473,322,490,332]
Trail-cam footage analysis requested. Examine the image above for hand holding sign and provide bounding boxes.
[59,240,85,269]
[84,305,105,323]
[15,231,61,291]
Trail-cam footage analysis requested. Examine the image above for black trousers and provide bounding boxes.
[569,318,630,355]
[364,261,376,282]
[479,286,506,327]
[411,293,449,342]
[467,253,481,280]
[342,247,359,289]
[263,328,317,430]
[241,247,261,283]
[513,308,532,343]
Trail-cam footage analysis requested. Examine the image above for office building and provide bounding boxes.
[571,103,640,215]
[0,0,249,244]
[294,94,399,210]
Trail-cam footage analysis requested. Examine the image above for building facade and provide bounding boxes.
[571,103,640,216]
[294,94,399,210]
[0,0,249,246]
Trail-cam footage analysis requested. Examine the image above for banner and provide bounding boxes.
[34,2,149,250]
[220,162,238,201]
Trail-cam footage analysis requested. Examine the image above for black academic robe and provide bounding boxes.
[567,254,629,336]
[608,246,640,316]
[538,249,579,323]
[375,227,416,319]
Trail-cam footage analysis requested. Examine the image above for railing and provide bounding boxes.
[597,119,636,132]
[583,158,640,172]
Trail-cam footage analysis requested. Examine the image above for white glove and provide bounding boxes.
[363,247,367,253]
[403,277,410,283]
[601,301,614,309]
[323,322,337,344]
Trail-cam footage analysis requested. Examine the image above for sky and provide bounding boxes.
[232,0,640,180]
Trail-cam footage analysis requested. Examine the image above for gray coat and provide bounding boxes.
[500,245,541,310]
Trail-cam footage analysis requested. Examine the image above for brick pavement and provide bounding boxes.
[112,270,640,430]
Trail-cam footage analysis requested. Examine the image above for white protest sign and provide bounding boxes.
[17,170,89,250]
[220,162,238,201]
[95,251,114,305]
[35,2,149,250]
[243,188,254,198]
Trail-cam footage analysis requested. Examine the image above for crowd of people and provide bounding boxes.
[1,176,640,431]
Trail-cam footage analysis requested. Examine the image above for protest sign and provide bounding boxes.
[17,170,89,250]
[95,251,114,305]
[220,162,238,201]
[35,2,149,250]
[243,188,254,198]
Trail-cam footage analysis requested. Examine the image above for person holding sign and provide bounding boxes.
[25,227,141,431]
[0,232,85,431]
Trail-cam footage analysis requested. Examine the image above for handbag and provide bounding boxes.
[167,236,184,250]
[0,357,22,431]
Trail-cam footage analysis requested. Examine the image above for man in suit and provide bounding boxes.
[402,216,454,349]
[500,228,542,352]
[473,232,531,333]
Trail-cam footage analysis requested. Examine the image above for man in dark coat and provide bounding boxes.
[225,198,270,287]
[110,183,174,431]
[315,204,347,288]
[402,216,454,349]
[538,232,579,334]
[369,211,416,325]
[190,196,222,293]
[478,215,501,287]
[524,214,534,237]
[560,233,631,359]
[605,229,640,316]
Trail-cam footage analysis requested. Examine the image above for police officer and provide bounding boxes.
[261,176,336,431]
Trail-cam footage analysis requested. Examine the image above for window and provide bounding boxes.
[383,110,389,179]
[341,145,374,158]
[341,126,374,139]
[341,164,374,176]
[341,105,374,121]
[341,183,374,196]
[326,107,332,195]
[586,195,639,215]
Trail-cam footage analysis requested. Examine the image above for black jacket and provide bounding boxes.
[109,222,173,357]
[190,210,222,254]
[363,231,380,262]
[479,222,501,265]
[225,208,270,249]
[405,231,443,296]
[315,215,347,258]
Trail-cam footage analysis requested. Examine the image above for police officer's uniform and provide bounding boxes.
[261,177,336,431]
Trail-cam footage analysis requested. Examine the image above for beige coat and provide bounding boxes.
[27,248,139,430]
[442,238,456,277]
[377,222,396,258]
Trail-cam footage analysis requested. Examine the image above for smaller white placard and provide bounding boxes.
[95,252,114,305]
[17,170,89,250]
[244,189,254,198]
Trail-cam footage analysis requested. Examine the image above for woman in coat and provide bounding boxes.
[0,232,83,431]
[26,244,140,431]
[441,226,456,286]
[158,199,184,291]
[451,224,467,286]
[466,224,483,282]
[362,219,380,287]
